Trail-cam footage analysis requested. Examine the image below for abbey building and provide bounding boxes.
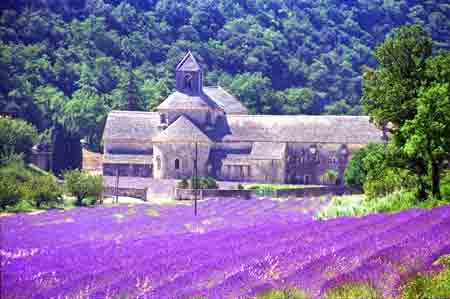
[102,52,382,185]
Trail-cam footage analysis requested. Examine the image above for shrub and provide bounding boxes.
[177,178,189,189]
[237,183,244,190]
[441,171,450,200]
[0,175,21,210]
[189,176,218,189]
[321,169,338,185]
[325,282,380,299]
[0,118,38,159]
[64,169,103,206]
[344,143,378,189]
[20,175,63,208]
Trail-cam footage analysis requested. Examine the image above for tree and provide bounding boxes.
[402,81,450,200]
[229,72,270,113]
[344,144,378,189]
[0,118,38,159]
[361,24,444,200]
[64,169,103,206]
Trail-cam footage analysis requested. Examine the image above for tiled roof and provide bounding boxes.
[157,91,219,110]
[221,115,383,144]
[103,154,153,164]
[153,115,212,143]
[176,51,201,72]
[102,111,160,140]
[203,86,249,114]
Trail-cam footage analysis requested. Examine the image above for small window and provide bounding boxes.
[160,113,167,124]
[175,158,180,170]
[206,111,212,124]
[184,74,193,90]
[156,156,161,171]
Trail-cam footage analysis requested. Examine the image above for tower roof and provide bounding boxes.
[153,115,212,143]
[176,51,201,72]
[157,91,220,110]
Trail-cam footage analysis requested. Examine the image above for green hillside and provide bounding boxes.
[0,0,448,166]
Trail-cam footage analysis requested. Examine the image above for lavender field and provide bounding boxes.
[1,198,450,299]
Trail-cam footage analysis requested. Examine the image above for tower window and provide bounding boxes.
[184,74,193,90]
[175,158,180,170]
[160,113,167,124]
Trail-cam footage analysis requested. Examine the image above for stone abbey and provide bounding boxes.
[102,52,382,185]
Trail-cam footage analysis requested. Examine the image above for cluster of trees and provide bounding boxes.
[345,25,450,201]
[0,118,103,211]
[1,1,448,171]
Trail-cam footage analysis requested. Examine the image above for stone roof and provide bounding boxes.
[250,142,287,159]
[203,86,249,114]
[153,115,212,143]
[157,91,220,110]
[176,51,201,72]
[221,115,383,144]
[103,154,153,165]
[103,111,160,141]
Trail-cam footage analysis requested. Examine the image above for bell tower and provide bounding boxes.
[175,51,203,96]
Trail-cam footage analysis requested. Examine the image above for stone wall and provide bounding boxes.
[153,143,211,179]
[29,150,52,171]
[103,186,147,200]
[103,163,152,177]
[174,188,252,200]
[274,186,359,198]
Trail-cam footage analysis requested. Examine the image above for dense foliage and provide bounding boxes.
[362,25,450,200]
[0,0,448,160]
[0,118,38,159]
[1,199,449,298]
[0,157,62,211]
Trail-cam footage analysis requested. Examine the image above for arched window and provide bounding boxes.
[206,111,212,124]
[174,158,180,170]
[156,156,161,171]
[184,74,193,90]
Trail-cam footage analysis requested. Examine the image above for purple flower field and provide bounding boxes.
[1,198,449,299]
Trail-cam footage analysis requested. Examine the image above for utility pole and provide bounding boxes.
[194,142,198,216]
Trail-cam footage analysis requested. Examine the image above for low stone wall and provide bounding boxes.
[274,186,359,198]
[174,188,252,200]
[104,187,147,201]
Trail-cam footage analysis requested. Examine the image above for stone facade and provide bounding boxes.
[102,52,383,185]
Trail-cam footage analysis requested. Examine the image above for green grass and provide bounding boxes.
[400,254,450,299]
[256,288,309,299]
[316,191,450,220]
[324,282,381,299]
[245,184,322,190]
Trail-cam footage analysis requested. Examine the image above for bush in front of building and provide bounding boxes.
[19,175,63,209]
[63,169,103,206]
[177,176,218,190]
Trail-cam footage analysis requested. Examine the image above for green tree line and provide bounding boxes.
[0,0,449,171]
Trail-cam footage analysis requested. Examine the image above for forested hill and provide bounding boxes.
[1,1,449,148]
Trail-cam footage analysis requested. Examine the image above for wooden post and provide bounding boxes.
[115,168,120,204]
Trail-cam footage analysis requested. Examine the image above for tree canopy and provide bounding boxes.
[362,25,450,200]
